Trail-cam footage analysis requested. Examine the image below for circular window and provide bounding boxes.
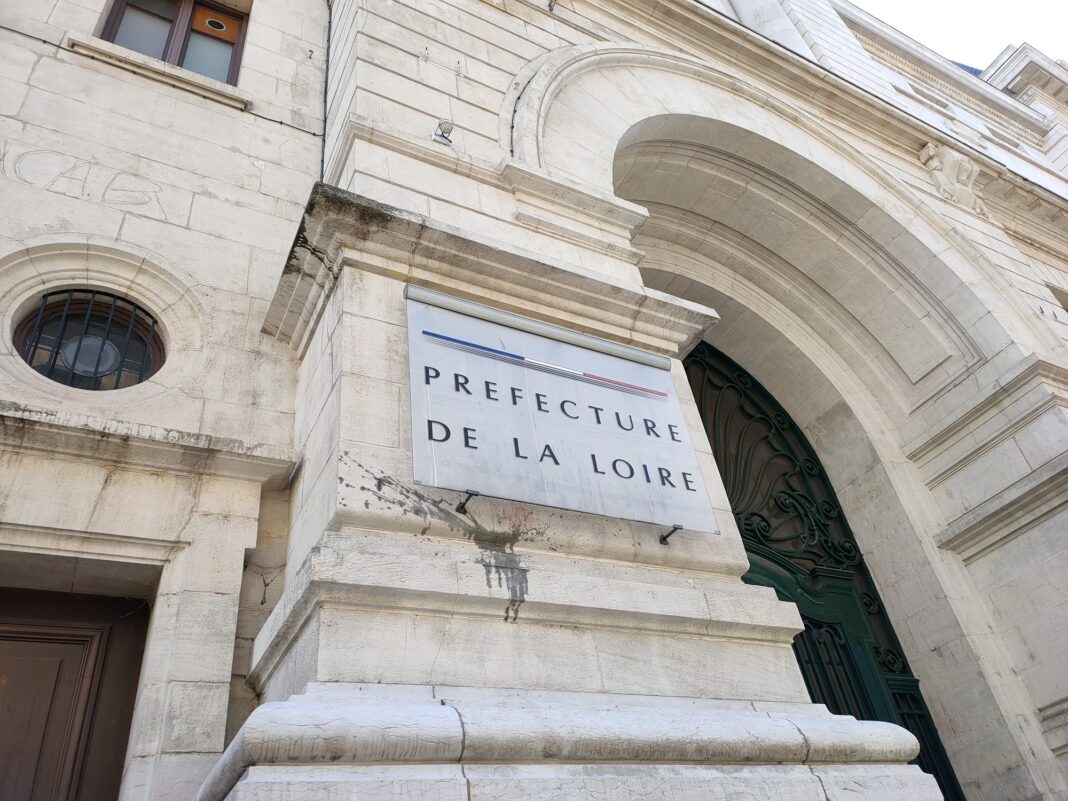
[14,290,165,390]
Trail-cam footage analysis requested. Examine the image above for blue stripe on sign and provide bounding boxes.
[423,330,525,361]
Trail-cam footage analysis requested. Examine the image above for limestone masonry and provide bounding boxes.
[0,0,1066,800]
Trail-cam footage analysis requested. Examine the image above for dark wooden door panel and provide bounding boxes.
[0,655,62,799]
[0,590,149,801]
[0,629,102,801]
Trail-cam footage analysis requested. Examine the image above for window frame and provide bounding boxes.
[101,0,247,86]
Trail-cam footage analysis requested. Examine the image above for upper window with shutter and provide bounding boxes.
[102,0,246,85]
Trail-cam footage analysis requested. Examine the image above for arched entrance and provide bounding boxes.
[685,341,965,801]
[502,39,1068,800]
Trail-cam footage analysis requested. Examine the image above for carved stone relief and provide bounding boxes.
[919,142,987,214]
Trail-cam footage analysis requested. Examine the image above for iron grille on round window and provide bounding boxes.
[15,290,165,390]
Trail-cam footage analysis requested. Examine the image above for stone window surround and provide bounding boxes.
[0,237,208,406]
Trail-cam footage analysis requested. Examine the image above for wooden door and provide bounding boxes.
[0,589,149,801]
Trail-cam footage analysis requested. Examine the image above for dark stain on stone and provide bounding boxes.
[481,551,528,623]
[340,453,545,621]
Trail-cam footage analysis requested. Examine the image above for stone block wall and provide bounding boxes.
[2,0,1067,797]
[0,0,326,795]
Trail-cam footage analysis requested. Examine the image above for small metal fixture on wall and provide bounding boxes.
[659,524,683,545]
[455,489,480,514]
[433,119,454,145]
[548,0,556,11]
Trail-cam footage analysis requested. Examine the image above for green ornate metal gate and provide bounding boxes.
[684,342,965,801]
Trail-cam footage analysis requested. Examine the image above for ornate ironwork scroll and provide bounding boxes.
[685,342,966,801]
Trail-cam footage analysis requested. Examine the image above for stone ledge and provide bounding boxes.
[834,2,1050,134]
[905,356,1068,467]
[220,763,941,801]
[0,402,294,487]
[65,33,252,110]
[193,686,923,801]
[332,116,653,269]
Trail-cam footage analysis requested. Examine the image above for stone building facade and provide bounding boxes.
[0,0,1066,799]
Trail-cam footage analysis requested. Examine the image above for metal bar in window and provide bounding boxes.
[66,291,98,386]
[116,297,139,388]
[137,315,157,382]
[91,294,121,390]
[21,295,49,362]
[43,291,76,378]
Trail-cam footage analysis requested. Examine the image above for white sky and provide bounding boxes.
[846,0,1066,70]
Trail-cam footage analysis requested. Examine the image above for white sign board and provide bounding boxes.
[406,293,719,534]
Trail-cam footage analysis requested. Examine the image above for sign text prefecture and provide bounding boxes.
[407,298,718,534]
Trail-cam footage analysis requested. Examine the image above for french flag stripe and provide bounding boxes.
[421,330,666,400]
[583,372,668,397]
[422,330,524,361]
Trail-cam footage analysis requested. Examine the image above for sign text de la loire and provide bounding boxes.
[406,297,719,534]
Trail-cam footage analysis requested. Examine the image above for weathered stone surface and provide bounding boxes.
[2,0,1067,799]
[195,686,930,801]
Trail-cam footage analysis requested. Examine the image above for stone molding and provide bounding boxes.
[834,2,1050,137]
[262,183,718,359]
[193,685,922,801]
[500,160,649,265]
[330,115,650,268]
[906,357,1068,469]
[0,522,185,566]
[982,183,1068,264]
[246,530,803,693]
[330,114,501,189]
[937,451,1068,564]
[982,43,1068,105]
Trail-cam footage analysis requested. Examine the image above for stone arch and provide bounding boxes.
[503,41,1064,800]
[505,42,1056,387]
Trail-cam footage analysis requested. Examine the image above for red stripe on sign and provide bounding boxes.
[582,372,667,397]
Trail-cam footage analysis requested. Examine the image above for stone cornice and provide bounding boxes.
[832,3,1050,135]
[0,401,294,487]
[262,183,718,359]
[1039,697,1068,757]
[330,115,649,266]
[983,191,1068,266]
[852,33,1045,147]
[983,44,1068,104]
[329,114,500,189]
